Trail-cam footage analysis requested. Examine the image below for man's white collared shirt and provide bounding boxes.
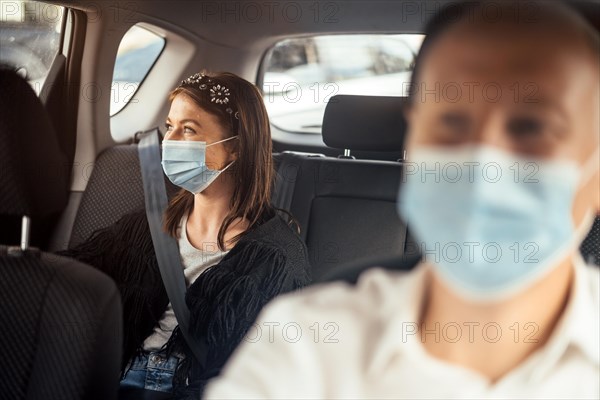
[205,255,599,399]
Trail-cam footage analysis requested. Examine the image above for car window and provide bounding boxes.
[262,34,425,134]
[0,0,64,94]
[110,25,164,116]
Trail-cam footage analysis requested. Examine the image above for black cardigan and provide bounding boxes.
[60,210,311,398]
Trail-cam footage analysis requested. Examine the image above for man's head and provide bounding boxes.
[405,1,600,220]
[399,1,600,300]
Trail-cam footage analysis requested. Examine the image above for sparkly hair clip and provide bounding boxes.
[179,72,239,119]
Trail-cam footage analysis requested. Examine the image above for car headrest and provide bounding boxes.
[322,95,408,152]
[0,69,68,218]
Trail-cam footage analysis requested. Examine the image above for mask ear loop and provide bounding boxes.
[207,135,238,147]
[205,134,239,172]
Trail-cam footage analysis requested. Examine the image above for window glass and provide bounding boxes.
[0,0,64,93]
[111,25,164,116]
[262,34,425,134]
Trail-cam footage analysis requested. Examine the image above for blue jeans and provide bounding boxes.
[120,351,182,393]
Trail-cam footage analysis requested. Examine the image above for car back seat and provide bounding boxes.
[68,95,414,280]
[66,96,600,274]
[272,95,414,279]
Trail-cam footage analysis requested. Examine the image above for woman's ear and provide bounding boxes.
[227,136,239,160]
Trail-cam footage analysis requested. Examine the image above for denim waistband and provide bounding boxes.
[127,351,182,372]
[121,351,185,393]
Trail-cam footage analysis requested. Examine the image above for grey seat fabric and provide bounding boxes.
[69,145,146,248]
[0,248,122,400]
[275,152,409,280]
[279,95,409,279]
[70,142,179,248]
[0,69,122,400]
[581,219,600,265]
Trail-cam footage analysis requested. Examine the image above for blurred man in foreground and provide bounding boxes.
[205,1,600,398]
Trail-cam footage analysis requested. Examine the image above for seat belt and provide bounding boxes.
[272,152,298,211]
[137,128,207,368]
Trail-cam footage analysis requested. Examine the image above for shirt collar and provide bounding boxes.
[563,253,599,365]
[531,253,599,380]
[366,255,599,377]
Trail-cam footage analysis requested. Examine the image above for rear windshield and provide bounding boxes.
[262,34,425,134]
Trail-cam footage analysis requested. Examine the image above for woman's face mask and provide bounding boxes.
[161,136,238,194]
[398,144,599,302]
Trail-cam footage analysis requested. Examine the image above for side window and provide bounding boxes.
[111,25,164,116]
[0,0,65,93]
[262,34,425,134]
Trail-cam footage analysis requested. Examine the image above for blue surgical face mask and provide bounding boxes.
[161,136,237,194]
[398,145,599,302]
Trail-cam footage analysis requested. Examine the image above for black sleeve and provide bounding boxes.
[174,239,310,398]
[57,210,169,371]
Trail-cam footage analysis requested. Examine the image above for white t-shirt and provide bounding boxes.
[204,254,599,399]
[143,214,228,351]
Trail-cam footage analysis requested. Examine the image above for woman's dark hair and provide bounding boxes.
[163,71,275,251]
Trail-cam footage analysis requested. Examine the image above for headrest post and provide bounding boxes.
[21,216,31,251]
[344,149,351,157]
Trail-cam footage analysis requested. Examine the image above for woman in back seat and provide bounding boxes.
[61,71,311,399]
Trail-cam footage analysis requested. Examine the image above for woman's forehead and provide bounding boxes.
[168,94,217,124]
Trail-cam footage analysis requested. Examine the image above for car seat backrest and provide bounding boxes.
[0,66,70,250]
[0,69,122,400]
[270,95,412,279]
[275,152,409,279]
[0,248,122,400]
[69,139,179,248]
[70,145,146,248]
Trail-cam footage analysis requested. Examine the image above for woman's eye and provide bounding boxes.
[184,126,196,134]
[164,123,173,131]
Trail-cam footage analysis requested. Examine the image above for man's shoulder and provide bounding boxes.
[264,266,419,323]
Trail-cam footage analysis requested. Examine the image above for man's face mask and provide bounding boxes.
[398,145,599,302]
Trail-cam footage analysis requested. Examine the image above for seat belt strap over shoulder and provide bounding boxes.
[272,152,299,211]
[137,128,207,367]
